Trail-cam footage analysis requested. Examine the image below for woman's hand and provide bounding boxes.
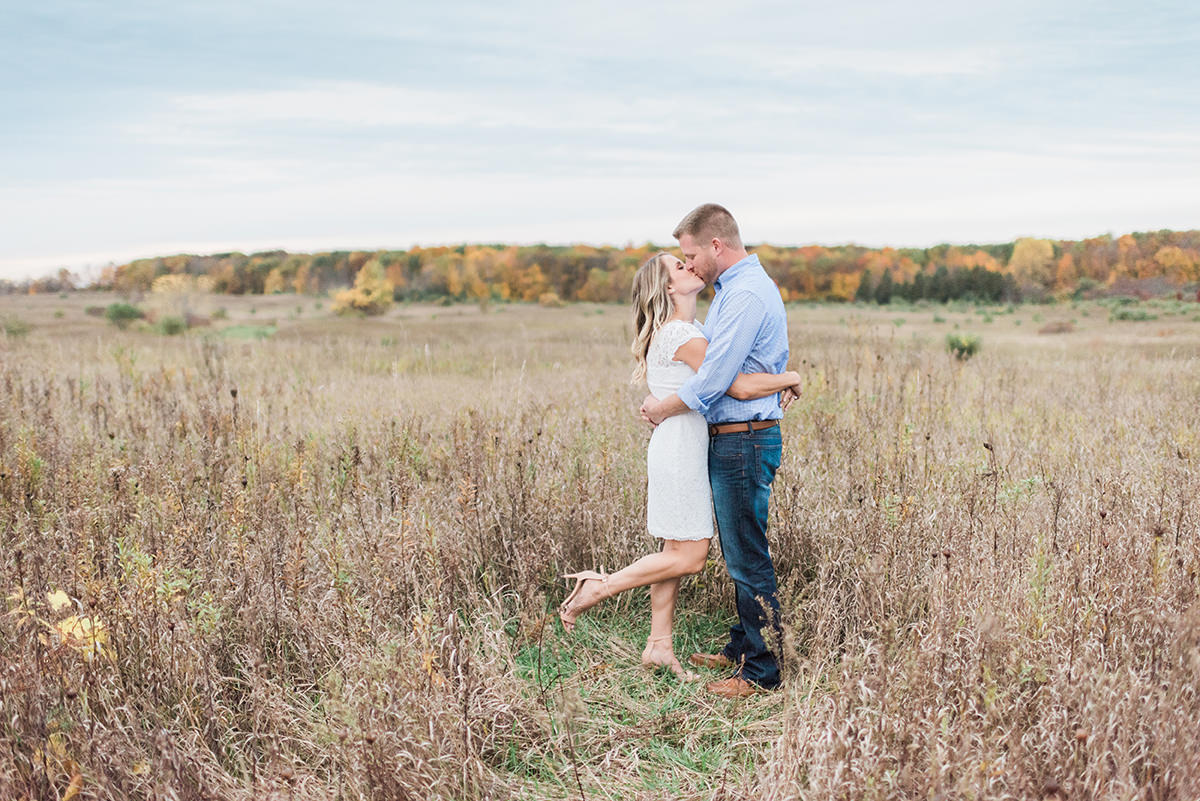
[640,394,657,426]
[779,371,801,411]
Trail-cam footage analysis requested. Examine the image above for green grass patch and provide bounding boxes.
[510,608,781,796]
[220,324,277,340]
[1110,307,1157,322]
[2,315,31,337]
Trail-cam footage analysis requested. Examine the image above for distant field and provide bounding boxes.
[2,293,1199,799]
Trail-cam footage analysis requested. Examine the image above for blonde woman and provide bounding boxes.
[559,252,799,679]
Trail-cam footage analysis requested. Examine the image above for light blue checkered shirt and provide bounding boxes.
[676,254,789,423]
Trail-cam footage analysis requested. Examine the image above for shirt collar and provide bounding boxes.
[714,253,760,293]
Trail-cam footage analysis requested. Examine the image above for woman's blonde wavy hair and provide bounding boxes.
[630,252,674,384]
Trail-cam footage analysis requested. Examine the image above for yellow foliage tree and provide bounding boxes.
[829,272,862,302]
[150,273,209,320]
[1008,238,1056,287]
[514,264,549,301]
[292,262,317,294]
[263,268,288,294]
[1154,246,1199,283]
[333,260,394,316]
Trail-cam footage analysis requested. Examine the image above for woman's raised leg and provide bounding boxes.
[560,538,709,634]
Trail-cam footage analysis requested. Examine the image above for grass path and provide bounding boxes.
[510,606,789,798]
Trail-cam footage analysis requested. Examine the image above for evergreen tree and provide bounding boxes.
[874,270,894,304]
[932,266,951,302]
[854,272,874,303]
[912,272,928,301]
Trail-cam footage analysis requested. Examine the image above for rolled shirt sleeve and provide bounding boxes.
[677,291,765,415]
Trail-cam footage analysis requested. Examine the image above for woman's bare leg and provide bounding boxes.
[563,539,709,675]
[565,538,709,618]
[648,576,680,643]
[642,576,697,679]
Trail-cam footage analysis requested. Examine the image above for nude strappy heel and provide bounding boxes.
[558,570,608,633]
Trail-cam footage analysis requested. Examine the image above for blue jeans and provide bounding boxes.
[708,425,783,689]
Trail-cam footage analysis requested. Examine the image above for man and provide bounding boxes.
[640,203,791,698]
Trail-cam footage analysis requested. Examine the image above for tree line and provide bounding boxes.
[6,229,1199,303]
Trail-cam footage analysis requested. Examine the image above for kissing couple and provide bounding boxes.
[560,203,796,699]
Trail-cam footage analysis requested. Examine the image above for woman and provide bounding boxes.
[559,252,800,679]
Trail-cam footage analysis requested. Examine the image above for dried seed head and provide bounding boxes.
[1099,509,1107,519]
[1075,728,1088,742]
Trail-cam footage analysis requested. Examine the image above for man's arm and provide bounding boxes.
[642,291,765,424]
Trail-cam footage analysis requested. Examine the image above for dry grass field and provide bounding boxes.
[2,291,1200,800]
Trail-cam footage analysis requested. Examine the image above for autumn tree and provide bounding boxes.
[829,272,860,302]
[1154,246,1199,283]
[1008,238,1056,288]
[1054,253,1077,291]
[150,273,212,322]
[333,259,394,315]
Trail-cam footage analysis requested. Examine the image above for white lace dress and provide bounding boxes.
[645,320,714,541]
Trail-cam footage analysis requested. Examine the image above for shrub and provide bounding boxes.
[212,307,228,320]
[104,302,144,329]
[2,315,31,337]
[1110,307,1157,322]
[946,332,981,361]
[84,305,105,317]
[159,316,186,335]
[538,291,565,308]
[1038,321,1075,335]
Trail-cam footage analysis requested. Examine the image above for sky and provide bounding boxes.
[2,0,1198,281]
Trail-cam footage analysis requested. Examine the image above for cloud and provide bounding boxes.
[745,44,1013,78]
[131,82,672,140]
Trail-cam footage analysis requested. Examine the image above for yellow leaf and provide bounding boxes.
[63,772,83,801]
[47,590,72,612]
[54,615,112,660]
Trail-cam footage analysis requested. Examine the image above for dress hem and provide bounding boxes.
[649,531,713,542]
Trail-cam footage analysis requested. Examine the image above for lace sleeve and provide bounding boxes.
[653,321,705,366]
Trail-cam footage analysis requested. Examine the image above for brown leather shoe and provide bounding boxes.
[688,652,733,670]
[705,676,767,699]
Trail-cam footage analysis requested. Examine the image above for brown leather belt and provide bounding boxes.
[708,419,780,436]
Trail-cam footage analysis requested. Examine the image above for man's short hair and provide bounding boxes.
[672,203,742,249]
